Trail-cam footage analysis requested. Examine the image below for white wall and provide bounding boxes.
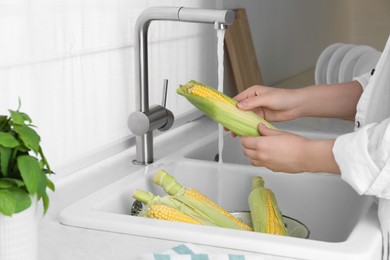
[0,0,220,174]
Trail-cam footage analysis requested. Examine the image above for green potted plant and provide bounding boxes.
[0,101,54,260]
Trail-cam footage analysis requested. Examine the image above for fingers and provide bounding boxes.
[258,124,282,136]
[240,136,258,150]
[234,85,271,111]
[234,86,260,102]
[223,127,238,138]
[239,125,280,150]
[242,149,263,167]
[236,96,270,111]
[240,137,268,167]
[239,125,283,168]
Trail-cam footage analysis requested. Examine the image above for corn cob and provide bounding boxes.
[132,189,217,226]
[176,80,276,136]
[145,204,201,225]
[153,169,252,231]
[248,176,288,236]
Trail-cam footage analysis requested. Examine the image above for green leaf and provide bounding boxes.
[0,115,7,124]
[0,146,12,176]
[17,155,41,194]
[9,104,33,124]
[0,189,16,216]
[18,112,32,125]
[0,178,25,188]
[0,179,14,189]
[41,192,49,214]
[0,132,20,148]
[36,173,50,213]
[47,178,55,192]
[11,188,31,213]
[0,115,8,130]
[0,182,31,214]
[38,146,51,172]
[9,110,25,125]
[13,125,40,154]
[37,173,47,197]
[9,109,32,125]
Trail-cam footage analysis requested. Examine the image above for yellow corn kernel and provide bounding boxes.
[145,204,201,225]
[189,85,234,105]
[265,192,286,235]
[185,188,252,231]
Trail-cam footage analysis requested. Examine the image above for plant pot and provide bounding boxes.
[0,197,39,260]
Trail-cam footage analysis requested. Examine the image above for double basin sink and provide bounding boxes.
[59,124,381,259]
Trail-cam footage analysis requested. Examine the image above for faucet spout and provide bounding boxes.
[177,7,234,26]
[130,6,235,165]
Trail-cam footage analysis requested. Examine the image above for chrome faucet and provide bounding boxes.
[128,6,235,165]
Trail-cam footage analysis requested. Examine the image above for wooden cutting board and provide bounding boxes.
[225,9,263,94]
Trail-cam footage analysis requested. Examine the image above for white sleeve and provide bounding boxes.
[353,71,371,90]
[333,117,390,199]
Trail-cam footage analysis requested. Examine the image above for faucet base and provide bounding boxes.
[132,159,150,166]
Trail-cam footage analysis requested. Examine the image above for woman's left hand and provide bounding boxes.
[240,124,309,173]
[240,124,340,173]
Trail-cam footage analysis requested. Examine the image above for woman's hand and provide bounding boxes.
[233,81,363,122]
[225,85,301,137]
[240,124,340,174]
[234,85,301,122]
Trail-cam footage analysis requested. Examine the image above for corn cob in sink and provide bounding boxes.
[133,170,251,231]
[132,169,294,238]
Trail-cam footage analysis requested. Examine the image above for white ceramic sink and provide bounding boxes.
[184,129,346,165]
[59,130,382,260]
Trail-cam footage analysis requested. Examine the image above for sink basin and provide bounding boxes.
[184,129,345,165]
[59,130,382,259]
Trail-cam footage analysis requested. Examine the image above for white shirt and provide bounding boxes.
[333,34,390,199]
[333,34,390,257]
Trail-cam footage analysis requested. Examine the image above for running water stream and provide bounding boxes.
[217,29,225,166]
[216,29,225,203]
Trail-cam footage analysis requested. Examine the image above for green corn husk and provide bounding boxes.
[152,169,251,231]
[176,80,276,136]
[248,176,288,236]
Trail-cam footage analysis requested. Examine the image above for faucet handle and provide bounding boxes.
[158,79,174,132]
[128,79,174,136]
[161,79,168,108]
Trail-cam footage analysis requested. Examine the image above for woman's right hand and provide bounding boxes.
[234,85,301,122]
